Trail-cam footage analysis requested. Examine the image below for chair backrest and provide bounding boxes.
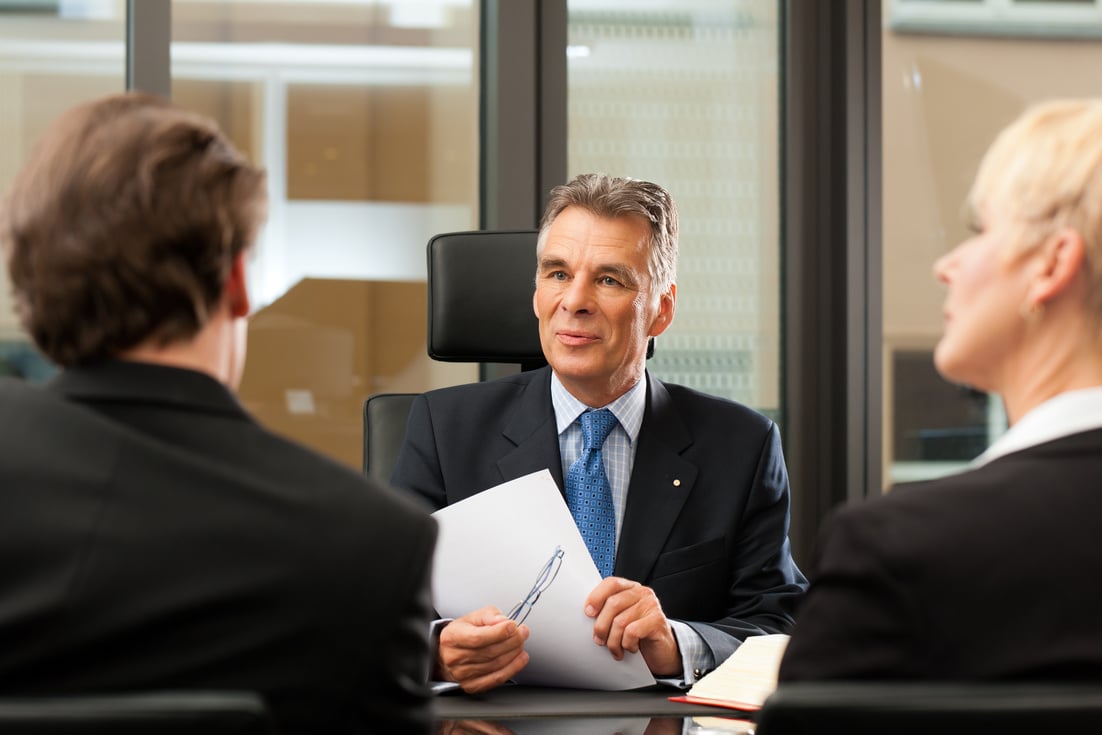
[427,229,546,371]
[362,392,419,484]
[0,691,274,734]
[362,230,547,480]
[755,682,1102,735]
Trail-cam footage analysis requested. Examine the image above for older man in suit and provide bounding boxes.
[392,173,806,693]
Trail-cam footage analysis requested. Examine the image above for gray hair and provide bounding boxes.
[537,173,678,298]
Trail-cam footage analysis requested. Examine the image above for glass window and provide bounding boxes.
[170,0,480,468]
[881,0,1102,486]
[0,0,127,383]
[888,0,1102,38]
[566,0,781,420]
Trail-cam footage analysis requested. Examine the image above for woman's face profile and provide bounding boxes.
[932,199,1035,393]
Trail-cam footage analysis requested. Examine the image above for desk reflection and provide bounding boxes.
[438,715,753,734]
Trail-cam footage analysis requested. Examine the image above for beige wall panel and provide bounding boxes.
[239,277,473,470]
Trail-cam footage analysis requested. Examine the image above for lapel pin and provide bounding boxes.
[672,479,681,487]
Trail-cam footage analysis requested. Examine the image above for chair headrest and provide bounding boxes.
[428,230,546,368]
[426,229,655,368]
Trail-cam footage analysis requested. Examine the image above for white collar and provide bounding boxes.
[973,386,1102,467]
[550,371,646,443]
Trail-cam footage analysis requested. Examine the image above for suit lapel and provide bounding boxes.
[496,367,567,493]
[615,374,697,582]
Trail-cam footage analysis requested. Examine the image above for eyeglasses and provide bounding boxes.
[508,545,565,625]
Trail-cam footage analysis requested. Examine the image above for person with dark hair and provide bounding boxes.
[0,91,437,734]
[780,99,1102,681]
[392,172,806,694]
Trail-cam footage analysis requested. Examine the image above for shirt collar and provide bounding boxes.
[550,371,646,444]
[973,386,1102,467]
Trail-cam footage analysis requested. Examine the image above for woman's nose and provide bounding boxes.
[933,246,958,285]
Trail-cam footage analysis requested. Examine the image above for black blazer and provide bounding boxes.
[391,367,806,665]
[0,361,437,735]
[779,428,1102,681]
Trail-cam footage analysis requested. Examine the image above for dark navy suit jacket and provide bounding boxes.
[391,366,807,665]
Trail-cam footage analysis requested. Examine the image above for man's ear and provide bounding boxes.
[226,252,251,319]
[648,284,677,337]
[1027,227,1086,308]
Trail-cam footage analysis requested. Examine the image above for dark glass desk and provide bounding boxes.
[434,686,755,734]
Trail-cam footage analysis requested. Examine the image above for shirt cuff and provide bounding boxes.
[664,620,715,689]
[427,618,457,695]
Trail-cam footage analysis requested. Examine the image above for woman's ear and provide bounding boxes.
[1028,227,1086,308]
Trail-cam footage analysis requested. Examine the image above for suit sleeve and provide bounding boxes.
[685,423,808,664]
[777,504,920,681]
[363,514,439,732]
[390,393,447,511]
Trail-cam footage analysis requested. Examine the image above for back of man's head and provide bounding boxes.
[0,91,267,367]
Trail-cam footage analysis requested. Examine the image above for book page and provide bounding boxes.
[682,634,790,709]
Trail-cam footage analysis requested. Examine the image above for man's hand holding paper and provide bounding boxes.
[436,606,531,693]
[431,470,656,691]
[585,577,682,676]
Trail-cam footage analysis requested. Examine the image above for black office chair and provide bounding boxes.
[755,682,1102,735]
[0,691,275,734]
[362,230,546,482]
[425,229,545,371]
[362,392,419,485]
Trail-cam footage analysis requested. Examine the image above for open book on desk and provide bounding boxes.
[669,633,790,712]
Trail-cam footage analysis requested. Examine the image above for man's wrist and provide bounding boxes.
[668,619,714,687]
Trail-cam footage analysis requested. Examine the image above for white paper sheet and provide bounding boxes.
[431,469,656,690]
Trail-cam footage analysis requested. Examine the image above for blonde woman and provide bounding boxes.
[780,99,1102,680]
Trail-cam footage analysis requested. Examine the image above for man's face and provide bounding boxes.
[533,206,675,407]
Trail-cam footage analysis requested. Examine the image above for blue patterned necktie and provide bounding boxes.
[566,408,618,578]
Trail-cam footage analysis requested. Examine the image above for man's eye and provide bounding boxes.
[600,276,622,287]
[548,271,567,281]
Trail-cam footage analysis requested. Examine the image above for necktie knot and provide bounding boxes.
[580,408,616,451]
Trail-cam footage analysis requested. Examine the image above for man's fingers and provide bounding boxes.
[585,578,673,664]
[441,617,518,652]
[437,615,531,691]
[456,648,531,694]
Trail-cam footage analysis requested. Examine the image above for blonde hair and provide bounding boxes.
[968,99,1102,322]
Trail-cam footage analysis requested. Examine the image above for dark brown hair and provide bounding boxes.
[0,91,267,366]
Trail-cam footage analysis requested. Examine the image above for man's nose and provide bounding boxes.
[560,278,595,312]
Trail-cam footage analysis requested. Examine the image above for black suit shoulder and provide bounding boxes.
[418,367,543,414]
[781,428,1102,682]
[0,375,437,734]
[824,427,1102,566]
[655,379,777,437]
[658,379,774,420]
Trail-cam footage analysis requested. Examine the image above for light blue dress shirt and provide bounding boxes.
[551,372,713,686]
